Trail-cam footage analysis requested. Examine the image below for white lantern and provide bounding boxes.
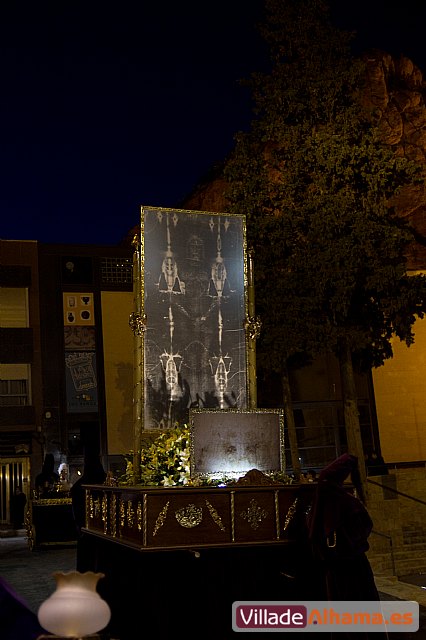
[38,571,111,638]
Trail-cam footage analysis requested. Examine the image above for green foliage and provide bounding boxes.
[121,425,191,487]
[225,0,426,374]
[120,424,294,487]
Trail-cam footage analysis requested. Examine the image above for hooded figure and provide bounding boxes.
[35,453,59,497]
[70,448,107,572]
[70,450,106,537]
[307,453,381,603]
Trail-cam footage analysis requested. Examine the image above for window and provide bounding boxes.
[100,257,132,284]
[0,380,29,406]
[0,288,28,327]
[0,364,31,405]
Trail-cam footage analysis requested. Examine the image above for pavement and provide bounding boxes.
[1,533,426,638]
[0,532,77,615]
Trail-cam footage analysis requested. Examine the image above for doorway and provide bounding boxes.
[0,457,30,525]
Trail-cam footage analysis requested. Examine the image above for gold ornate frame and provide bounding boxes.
[135,206,250,433]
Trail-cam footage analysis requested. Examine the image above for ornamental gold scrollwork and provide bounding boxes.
[137,501,143,532]
[175,503,203,528]
[240,499,268,530]
[244,315,262,341]
[274,490,280,539]
[282,497,298,532]
[205,499,225,532]
[231,492,235,542]
[101,493,108,535]
[143,495,147,546]
[89,496,101,519]
[152,501,170,537]
[126,500,135,528]
[129,312,147,336]
[131,233,139,249]
[85,492,90,526]
[110,494,117,537]
[31,498,72,506]
[119,498,126,529]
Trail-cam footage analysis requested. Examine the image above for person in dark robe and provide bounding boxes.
[307,454,389,639]
[70,450,107,536]
[308,453,381,601]
[35,453,60,497]
[10,485,27,528]
[70,448,107,572]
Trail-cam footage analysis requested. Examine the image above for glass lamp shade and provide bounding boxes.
[37,571,111,638]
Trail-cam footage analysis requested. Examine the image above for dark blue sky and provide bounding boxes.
[1,1,425,245]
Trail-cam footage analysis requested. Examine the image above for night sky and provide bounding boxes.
[1,1,425,246]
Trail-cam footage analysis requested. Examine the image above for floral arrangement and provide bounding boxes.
[122,424,191,487]
[120,423,293,487]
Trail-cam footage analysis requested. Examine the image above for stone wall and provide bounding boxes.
[367,466,426,576]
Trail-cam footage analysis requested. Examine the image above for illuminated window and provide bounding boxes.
[0,288,28,327]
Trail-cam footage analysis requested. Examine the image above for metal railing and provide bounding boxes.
[368,476,426,577]
[368,477,426,507]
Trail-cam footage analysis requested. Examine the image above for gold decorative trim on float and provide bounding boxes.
[282,497,298,532]
[205,499,226,532]
[274,490,280,537]
[137,501,143,532]
[118,499,134,531]
[31,498,72,506]
[152,501,169,537]
[110,494,117,537]
[142,494,147,545]
[119,498,125,529]
[231,491,235,542]
[126,499,135,529]
[240,498,268,531]
[128,311,147,336]
[175,503,202,528]
[26,497,77,551]
[89,495,100,520]
[244,314,262,341]
[81,476,315,552]
[101,493,108,535]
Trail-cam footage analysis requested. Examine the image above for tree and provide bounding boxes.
[224,0,426,490]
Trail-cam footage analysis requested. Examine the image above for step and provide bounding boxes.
[0,528,26,538]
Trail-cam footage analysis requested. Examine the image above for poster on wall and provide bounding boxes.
[141,206,248,430]
[63,293,95,325]
[62,292,98,413]
[65,351,98,413]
